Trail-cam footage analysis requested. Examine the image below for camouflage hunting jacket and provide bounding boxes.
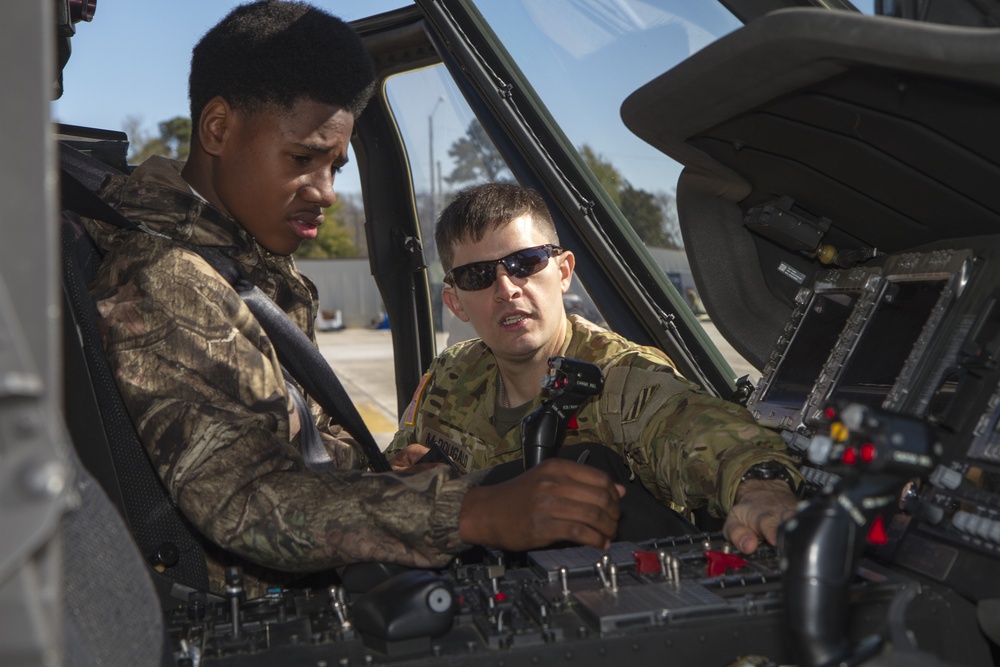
[85,157,470,596]
[389,315,797,517]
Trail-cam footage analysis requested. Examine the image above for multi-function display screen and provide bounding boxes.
[760,292,858,409]
[830,279,946,408]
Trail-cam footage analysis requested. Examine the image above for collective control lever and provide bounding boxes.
[521,357,604,469]
[780,403,939,667]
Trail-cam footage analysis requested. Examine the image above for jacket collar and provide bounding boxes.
[98,156,296,282]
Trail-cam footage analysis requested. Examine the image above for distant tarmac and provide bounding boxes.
[318,322,759,451]
[317,328,405,450]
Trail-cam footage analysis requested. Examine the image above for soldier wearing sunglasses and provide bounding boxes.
[389,183,801,555]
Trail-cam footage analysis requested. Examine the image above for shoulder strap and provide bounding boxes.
[218,261,389,472]
[59,149,390,472]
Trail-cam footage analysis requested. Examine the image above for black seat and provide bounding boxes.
[59,142,211,598]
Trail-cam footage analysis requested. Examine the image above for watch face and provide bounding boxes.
[742,462,800,496]
[744,462,784,478]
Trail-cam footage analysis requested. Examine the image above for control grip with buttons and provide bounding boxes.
[780,402,939,667]
[351,570,457,644]
[521,357,604,469]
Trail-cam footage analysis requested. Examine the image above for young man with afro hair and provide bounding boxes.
[84,0,624,596]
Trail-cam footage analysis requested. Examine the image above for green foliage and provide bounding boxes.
[444,120,512,184]
[126,115,191,163]
[441,126,682,250]
[621,184,675,247]
[578,145,622,207]
[579,144,681,249]
[294,202,358,259]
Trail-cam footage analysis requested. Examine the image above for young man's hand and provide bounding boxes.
[388,444,431,471]
[723,479,799,554]
[458,458,624,552]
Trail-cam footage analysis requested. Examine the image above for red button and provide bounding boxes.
[633,550,661,574]
[704,550,749,577]
[867,515,889,545]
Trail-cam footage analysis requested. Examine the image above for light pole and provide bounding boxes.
[428,95,445,220]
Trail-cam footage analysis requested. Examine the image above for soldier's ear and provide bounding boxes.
[558,249,575,293]
[442,286,470,322]
[197,96,233,157]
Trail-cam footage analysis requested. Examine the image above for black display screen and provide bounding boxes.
[831,279,946,408]
[760,291,858,409]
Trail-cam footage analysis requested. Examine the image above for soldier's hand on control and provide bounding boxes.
[388,444,430,471]
[458,458,625,552]
[723,479,799,554]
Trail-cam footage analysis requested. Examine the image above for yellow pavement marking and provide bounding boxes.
[355,401,398,434]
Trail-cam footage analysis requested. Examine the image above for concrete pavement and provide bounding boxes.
[316,328,405,450]
[317,322,760,450]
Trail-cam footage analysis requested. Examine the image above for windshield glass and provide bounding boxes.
[474,1,740,207]
[469,0,752,373]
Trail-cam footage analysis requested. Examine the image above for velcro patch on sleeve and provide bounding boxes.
[403,373,431,426]
[623,385,659,424]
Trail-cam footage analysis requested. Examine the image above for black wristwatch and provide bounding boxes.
[740,461,799,495]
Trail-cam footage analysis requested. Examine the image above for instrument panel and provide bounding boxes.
[165,239,1000,667]
[168,534,989,667]
[747,239,1000,606]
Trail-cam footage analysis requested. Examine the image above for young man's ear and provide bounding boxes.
[442,286,470,322]
[558,249,576,293]
[196,96,234,157]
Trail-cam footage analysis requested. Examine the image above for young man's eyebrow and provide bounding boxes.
[291,141,333,154]
[290,141,350,167]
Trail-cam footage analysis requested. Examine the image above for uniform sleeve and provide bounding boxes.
[603,354,798,518]
[386,419,416,454]
[387,371,435,454]
[93,246,470,573]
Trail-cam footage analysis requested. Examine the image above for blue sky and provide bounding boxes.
[53,0,876,136]
[52,0,409,134]
[53,0,878,198]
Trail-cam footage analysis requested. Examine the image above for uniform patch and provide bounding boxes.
[623,385,659,423]
[421,429,472,473]
[403,373,431,426]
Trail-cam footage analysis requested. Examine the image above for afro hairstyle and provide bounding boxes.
[189,0,376,133]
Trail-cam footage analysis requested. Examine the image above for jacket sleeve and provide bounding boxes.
[602,353,799,518]
[92,244,470,573]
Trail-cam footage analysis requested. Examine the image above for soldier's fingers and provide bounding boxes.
[388,444,430,470]
[756,514,782,547]
[759,504,798,546]
[723,519,760,554]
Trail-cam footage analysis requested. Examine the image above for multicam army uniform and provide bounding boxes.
[389,315,797,519]
[85,157,469,596]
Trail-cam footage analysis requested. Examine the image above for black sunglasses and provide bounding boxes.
[444,244,564,291]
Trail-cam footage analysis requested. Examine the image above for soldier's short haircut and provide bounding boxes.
[436,183,559,271]
[189,0,376,133]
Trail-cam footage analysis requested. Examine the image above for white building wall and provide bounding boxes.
[298,248,696,330]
